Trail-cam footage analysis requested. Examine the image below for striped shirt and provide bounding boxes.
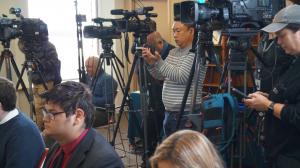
[148,45,207,112]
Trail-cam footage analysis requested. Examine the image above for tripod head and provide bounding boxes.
[99,38,124,69]
[101,38,113,55]
[131,32,149,55]
[1,40,12,50]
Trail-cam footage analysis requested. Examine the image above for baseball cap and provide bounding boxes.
[261,4,300,33]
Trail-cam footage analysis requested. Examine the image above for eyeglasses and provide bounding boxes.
[42,108,65,120]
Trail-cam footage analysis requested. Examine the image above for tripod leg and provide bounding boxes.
[111,52,139,146]
[16,65,26,90]
[0,54,5,71]
[111,61,125,95]
[10,58,31,102]
[112,56,126,86]
[176,54,196,129]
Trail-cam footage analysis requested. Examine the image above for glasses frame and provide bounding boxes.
[42,108,65,120]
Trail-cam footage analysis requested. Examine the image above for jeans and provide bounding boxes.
[163,111,195,138]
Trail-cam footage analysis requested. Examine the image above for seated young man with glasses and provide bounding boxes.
[41,81,124,168]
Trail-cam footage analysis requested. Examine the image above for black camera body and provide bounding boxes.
[174,0,285,30]
[0,8,48,43]
[111,7,157,34]
[83,18,121,39]
[83,25,121,39]
[0,17,22,42]
[113,18,156,33]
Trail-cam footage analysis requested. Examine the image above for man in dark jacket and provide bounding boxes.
[41,81,123,168]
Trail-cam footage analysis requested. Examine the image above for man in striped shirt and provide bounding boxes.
[142,21,207,137]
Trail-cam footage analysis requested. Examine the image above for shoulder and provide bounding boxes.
[82,129,124,167]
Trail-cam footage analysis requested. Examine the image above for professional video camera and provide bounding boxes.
[174,0,284,31]
[83,18,121,39]
[0,7,48,43]
[111,6,157,33]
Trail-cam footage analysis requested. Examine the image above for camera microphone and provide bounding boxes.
[111,9,136,17]
[111,9,127,15]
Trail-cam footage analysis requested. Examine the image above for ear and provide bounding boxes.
[74,108,85,126]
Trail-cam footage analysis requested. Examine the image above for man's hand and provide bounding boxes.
[142,47,160,65]
[243,92,272,111]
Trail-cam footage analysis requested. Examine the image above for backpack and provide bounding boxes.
[201,93,239,153]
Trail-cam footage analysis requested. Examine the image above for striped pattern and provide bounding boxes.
[148,46,207,111]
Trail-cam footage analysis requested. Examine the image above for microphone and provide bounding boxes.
[111,9,127,15]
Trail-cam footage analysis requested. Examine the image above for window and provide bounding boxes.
[28,0,98,80]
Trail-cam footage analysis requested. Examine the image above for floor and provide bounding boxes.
[95,111,143,168]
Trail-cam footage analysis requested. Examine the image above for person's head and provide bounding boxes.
[172,21,195,49]
[0,77,16,117]
[40,81,94,143]
[147,32,165,53]
[150,130,224,168]
[85,56,100,77]
[262,4,300,55]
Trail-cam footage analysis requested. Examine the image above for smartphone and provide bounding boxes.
[231,87,250,99]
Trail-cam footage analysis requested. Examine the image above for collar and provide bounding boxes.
[61,129,89,155]
[179,44,192,53]
[0,108,19,125]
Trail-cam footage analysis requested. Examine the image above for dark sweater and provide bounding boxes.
[0,111,45,168]
[265,57,300,165]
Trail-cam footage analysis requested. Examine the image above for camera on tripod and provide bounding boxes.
[0,7,24,42]
[174,0,283,30]
[83,18,121,40]
[0,7,48,44]
[111,6,157,33]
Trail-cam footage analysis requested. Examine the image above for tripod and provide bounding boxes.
[0,40,32,117]
[91,38,125,96]
[176,24,217,131]
[111,32,152,167]
[218,29,259,168]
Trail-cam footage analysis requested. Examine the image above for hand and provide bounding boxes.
[243,92,272,111]
[142,47,160,65]
[256,91,269,98]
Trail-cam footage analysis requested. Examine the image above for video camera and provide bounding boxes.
[0,7,48,43]
[83,18,121,39]
[111,6,157,34]
[174,0,284,31]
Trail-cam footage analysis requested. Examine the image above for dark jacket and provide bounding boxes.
[87,71,118,107]
[43,129,124,168]
[26,41,61,85]
[265,56,300,164]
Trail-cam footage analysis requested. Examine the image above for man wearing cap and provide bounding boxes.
[244,4,300,168]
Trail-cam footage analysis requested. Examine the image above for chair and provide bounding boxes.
[38,148,49,168]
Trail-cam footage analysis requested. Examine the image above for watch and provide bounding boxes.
[268,101,275,111]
